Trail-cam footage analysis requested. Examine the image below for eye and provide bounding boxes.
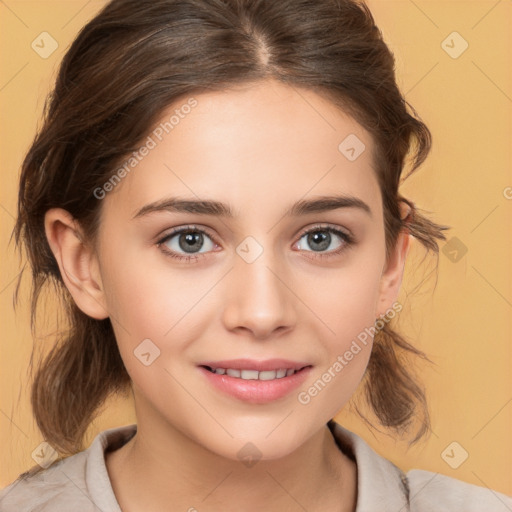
[156,223,355,263]
[156,225,218,262]
[295,225,354,259]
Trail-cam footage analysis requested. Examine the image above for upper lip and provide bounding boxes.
[198,358,312,372]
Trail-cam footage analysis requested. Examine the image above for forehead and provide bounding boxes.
[103,79,381,222]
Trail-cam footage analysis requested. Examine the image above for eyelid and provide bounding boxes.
[156,224,220,244]
[295,222,354,241]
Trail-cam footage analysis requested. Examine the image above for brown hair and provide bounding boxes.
[12,0,449,474]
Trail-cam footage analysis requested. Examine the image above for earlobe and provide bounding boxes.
[44,208,109,320]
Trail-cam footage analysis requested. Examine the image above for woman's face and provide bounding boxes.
[81,79,405,460]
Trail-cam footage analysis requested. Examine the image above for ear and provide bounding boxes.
[376,202,411,317]
[44,208,109,320]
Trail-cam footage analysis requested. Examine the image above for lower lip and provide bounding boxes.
[198,366,312,404]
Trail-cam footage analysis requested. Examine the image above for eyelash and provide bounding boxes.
[156,224,355,262]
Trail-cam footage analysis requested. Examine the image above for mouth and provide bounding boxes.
[197,363,313,404]
[200,365,311,380]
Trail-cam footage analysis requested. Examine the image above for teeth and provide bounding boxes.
[209,367,298,380]
[258,370,278,381]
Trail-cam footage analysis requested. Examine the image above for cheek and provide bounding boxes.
[296,253,383,342]
[99,227,192,333]
[98,238,176,364]
[99,241,217,384]
[292,255,382,408]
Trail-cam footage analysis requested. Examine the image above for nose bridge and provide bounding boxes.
[222,236,296,337]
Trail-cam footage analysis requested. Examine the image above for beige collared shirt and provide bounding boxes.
[1,421,510,511]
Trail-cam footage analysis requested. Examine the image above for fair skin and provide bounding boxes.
[44,79,410,512]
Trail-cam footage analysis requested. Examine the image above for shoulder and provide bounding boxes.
[327,420,512,511]
[0,424,135,512]
[406,469,512,512]
[0,451,95,511]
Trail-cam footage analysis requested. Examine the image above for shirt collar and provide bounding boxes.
[87,421,410,512]
[327,419,410,511]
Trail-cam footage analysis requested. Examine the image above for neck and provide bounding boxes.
[106,418,357,512]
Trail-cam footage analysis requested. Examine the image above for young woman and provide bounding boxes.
[1,0,510,510]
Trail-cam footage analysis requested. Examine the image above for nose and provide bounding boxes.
[221,249,297,340]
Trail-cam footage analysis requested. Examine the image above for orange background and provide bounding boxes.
[1,0,511,496]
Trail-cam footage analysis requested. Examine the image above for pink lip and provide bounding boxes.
[197,365,313,404]
[197,358,310,372]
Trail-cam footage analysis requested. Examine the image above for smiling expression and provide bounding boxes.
[70,78,404,460]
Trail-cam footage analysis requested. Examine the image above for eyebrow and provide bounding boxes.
[132,194,372,220]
